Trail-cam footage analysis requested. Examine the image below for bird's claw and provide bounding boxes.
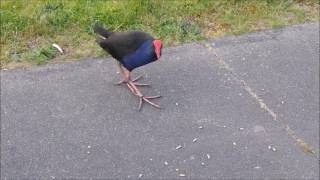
[114,75,150,86]
[138,95,161,111]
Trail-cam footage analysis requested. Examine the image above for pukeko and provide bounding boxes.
[93,24,163,111]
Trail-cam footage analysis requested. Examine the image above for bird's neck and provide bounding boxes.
[122,39,157,71]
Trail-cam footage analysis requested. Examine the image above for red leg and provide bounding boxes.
[114,62,150,87]
[114,63,161,111]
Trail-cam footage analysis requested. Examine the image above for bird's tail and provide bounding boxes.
[95,37,108,49]
[93,24,112,38]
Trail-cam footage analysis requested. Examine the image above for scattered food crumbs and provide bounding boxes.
[176,145,182,150]
[233,142,237,146]
[254,166,261,169]
[138,173,143,178]
[179,173,186,177]
[206,154,211,159]
[239,127,244,130]
[175,102,179,106]
[201,162,205,166]
[268,145,277,152]
[164,161,168,166]
[198,126,203,129]
[192,138,198,142]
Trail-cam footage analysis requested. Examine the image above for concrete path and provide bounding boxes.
[1,23,319,179]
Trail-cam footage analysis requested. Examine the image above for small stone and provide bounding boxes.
[175,168,179,171]
[272,147,277,152]
[239,127,244,130]
[175,102,179,106]
[254,125,265,133]
[233,142,237,146]
[88,145,91,149]
[176,145,182,150]
[164,161,168,165]
[179,173,186,177]
[192,138,198,142]
[268,145,272,150]
[281,101,284,104]
[254,166,261,169]
[138,173,143,178]
[149,158,153,161]
[206,154,210,159]
[201,162,205,166]
[198,126,203,129]
[87,151,90,154]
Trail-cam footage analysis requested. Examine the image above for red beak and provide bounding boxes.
[153,40,162,60]
[155,48,161,59]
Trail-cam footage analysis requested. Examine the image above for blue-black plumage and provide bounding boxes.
[93,24,163,111]
[122,39,157,71]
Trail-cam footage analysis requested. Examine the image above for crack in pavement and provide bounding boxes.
[201,42,317,158]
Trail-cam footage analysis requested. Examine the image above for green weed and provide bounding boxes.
[0,0,319,69]
[23,45,57,65]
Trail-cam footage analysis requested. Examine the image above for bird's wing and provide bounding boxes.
[102,31,154,61]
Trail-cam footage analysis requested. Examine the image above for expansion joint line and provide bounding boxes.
[201,42,317,158]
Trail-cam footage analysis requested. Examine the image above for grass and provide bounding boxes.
[0,0,319,69]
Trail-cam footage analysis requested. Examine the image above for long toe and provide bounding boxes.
[138,97,161,111]
[115,76,150,86]
[132,75,143,82]
[144,95,161,99]
[114,80,125,85]
[134,83,151,86]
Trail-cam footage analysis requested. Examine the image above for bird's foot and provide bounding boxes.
[138,95,161,111]
[125,81,161,111]
[114,75,150,86]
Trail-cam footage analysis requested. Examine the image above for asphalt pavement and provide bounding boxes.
[1,23,319,179]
